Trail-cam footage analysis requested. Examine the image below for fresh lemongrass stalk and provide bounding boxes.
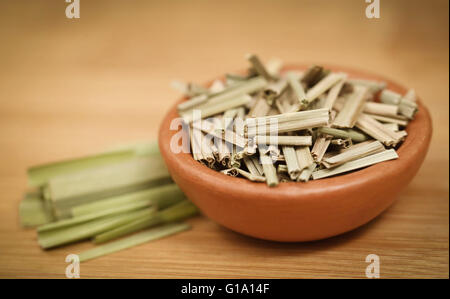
[297,163,317,182]
[246,54,273,81]
[383,123,400,132]
[254,135,312,146]
[366,114,409,126]
[286,72,307,108]
[177,94,209,112]
[183,94,252,123]
[260,153,279,187]
[71,184,184,217]
[324,77,346,110]
[295,146,314,171]
[234,168,266,182]
[38,208,154,249]
[346,79,387,94]
[306,73,346,104]
[322,140,385,168]
[38,201,156,233]
[48,156,172,219]
[196,120,247,148]
[311,136,331,162]
[19,192,54,227]
[93,200,198,244]
[380,89,402,105]
[282,146,301,180]
[313,149,398,180]
[317,127,368,142]
[364,102,399,117]
[333,86,368,128]
[79,223,191,262]
[27,149,138,188]
[248,96,271,118]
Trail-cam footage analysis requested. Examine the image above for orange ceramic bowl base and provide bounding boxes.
[158,65,432,242]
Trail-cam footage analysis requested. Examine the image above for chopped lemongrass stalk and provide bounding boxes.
[246,54,273,81]
[260,153,279,187]
[331,138,352,149]
[183,94,252,123]
[250,155,264,175]
[324,77,346,110]
[333,86,368,128]
[313,149,398,180]
[264,79,288,105]
[286,72,307,108]
[209,79,226,94]
[298,163,317,182]
[71,184,185,217]
[356,114,405,146]
[38,208,154,249]
[48,156,172,219]
[254,135,312,146]
[364,102,399,117]
[19,192,54,227]
[399,91,418,119]
[296,146,314,171]
[346,79,387,94]
[266,57,283,77]
[234,168,266,182]
[38,201,156,233]
[301,65,324,87]
[222,108,238,131]
[243,156,262,176]
[93,200,198,244]
[282,146,301,180]
[248,96,271,118]
[79,223,191,262]
[383,123,400,132]
[380,89,402,105]
[177,94,209,112]
[311,136,331,162]
[317,127,368,142]
[27,149,138,188]
[196,120,247,148]
[277,164,288,173]
[322,140,385,168]
[221,168,239,177]
[306,73,346,104]
[366,114,409,126]
[246,108,329,128]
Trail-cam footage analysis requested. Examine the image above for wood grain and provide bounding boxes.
[0,0,448,278]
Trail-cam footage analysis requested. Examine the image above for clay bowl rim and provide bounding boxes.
[158,64,432,205]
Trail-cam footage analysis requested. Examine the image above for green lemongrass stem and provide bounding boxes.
[260,153,279,187]
[234,168,266,182]
[246,54,273,81]
[366,114,409,126]
[346,79,387,94]
[333,86,368,128]
[183,94,252,123]
[297,163,317,182]
[93,200,198,244]
[312,149,399,180]
[324,77,346,110]
[286,72,307,108]
[364,102,399,117]
[27,149,137,188]
[306,73,346,104]
[317,127,368,142]
[311,136,331,162]
[380,89,402,105]
[282,146,301,180]
[79,223,191,262]
[38,200,156,233]
[295,146,314,171]
[19,192,54,227]
[248,96,271,118]
[253,135,312,146]
[322,140,385,168]
[38,208,154,249]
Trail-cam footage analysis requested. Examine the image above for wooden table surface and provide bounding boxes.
[0,0,448,279]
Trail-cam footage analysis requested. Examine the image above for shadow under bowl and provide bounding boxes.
[158,65,432,242]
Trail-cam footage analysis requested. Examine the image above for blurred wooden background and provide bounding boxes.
[0,0,448,278]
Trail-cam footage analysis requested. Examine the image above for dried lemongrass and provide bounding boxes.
[324,77,346,110]
[347,79,387,94]
[286,72,307,109]
[313,149,398,180]
[260,153,279,187]
[356,114,406,146]
[282,146,301,180]
[298,163,317,182]
[306,73,346,104]
[296,146,314,171]
[322,140,385,168]
[311,136,331,162]
[364,102,399,117]
[333,86,368,128]
[380,89,402,105]
[248,96,272,118]
[234,168,266,182]
[301,65,324,87]
[367,114,409,126]
[254,135,312,146]
[247,54,273,81]
[383,123,400,132]
[317,127,368,142]
[330,138,352,149]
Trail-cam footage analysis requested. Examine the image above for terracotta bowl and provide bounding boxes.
[158,65,432,242]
